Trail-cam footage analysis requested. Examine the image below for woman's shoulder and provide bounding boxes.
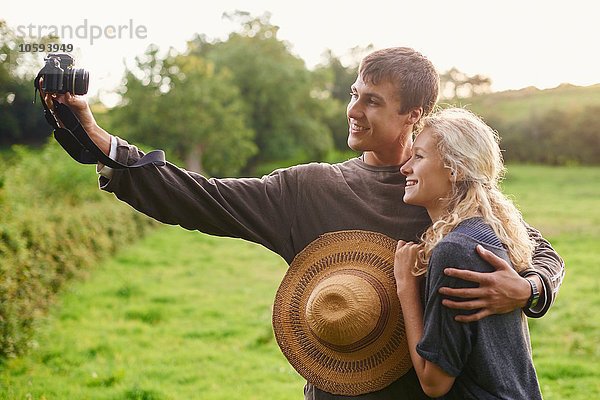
[446,217,503,249]
[430,218,507,273]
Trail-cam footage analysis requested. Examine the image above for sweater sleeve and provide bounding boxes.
[98,137,298,260]
[520,223,565,318]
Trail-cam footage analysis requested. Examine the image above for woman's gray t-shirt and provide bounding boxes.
[417,218,543,399]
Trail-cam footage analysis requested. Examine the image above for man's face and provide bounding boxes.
[346,76,414,157]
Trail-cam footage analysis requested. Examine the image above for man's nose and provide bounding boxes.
[347,98,363,119]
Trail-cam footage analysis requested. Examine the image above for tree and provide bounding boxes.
[0,20,54,147]
[187,11,333,171]
[315,48,366,103]
[572,106,600,164]
[439,67,492,99]
[107,45,256,177]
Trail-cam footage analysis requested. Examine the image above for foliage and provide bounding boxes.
[187,11,334,172]
[0,20,54,147]
[3,15,599,170]
[105,46,257,177]
[0,140,156,358]
[448,85,600,165]
[439,67,492,99]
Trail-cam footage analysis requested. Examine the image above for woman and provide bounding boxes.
[394,107,543,399]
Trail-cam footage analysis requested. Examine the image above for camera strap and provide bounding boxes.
[36,85,165,169]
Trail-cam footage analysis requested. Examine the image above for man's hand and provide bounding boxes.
[438,245,532,322]
[43,91,96,131]
[42,89,111,156]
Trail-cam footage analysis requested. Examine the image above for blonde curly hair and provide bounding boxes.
[414,107,534,275]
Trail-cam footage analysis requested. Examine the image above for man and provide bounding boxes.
[45,47,563,399]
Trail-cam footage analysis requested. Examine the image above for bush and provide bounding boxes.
[482,105,600,166]
[0,140,157,358]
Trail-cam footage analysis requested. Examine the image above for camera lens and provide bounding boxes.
[72,68,89,95]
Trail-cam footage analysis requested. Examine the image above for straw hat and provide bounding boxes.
[272,230,411,396]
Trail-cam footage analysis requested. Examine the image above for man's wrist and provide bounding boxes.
[525,277,540,309]
[84,123,111,156]
[515,275,532,308]
[522,272,547,314]
[97,135,117,179]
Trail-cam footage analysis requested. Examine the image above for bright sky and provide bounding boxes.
[4,0,600,107]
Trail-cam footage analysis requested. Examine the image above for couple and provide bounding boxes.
[45,47,563,399]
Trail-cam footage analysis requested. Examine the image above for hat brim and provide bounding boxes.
[272,230,412,396]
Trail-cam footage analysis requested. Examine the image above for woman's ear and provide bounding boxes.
[448,167,463,183]
[449,169,457,183]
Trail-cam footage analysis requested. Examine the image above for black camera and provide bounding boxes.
[35,53,89,95]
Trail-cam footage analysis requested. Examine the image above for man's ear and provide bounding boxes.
[406,107,423,125]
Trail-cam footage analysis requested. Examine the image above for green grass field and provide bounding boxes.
[1,164,599,399]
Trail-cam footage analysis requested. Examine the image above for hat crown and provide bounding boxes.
[306,273,383,347]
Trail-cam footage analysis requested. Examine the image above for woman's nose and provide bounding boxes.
[400,160,412,176]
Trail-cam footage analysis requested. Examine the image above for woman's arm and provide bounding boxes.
[394,241,455,398]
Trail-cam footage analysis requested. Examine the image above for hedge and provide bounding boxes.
[0,140,157,358]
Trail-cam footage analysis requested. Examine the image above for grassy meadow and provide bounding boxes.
[1,164,599,399]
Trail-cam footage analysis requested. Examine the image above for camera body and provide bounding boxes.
[37,53,89,95]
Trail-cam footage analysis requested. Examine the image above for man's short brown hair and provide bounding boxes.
[359,47,439,130]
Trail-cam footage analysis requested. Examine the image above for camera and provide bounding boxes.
[35,53,89,95]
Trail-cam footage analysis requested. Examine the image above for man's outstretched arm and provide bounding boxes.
[43,92,300,262]
[438,225,564,322]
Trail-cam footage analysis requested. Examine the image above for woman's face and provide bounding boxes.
[400,128,453,220]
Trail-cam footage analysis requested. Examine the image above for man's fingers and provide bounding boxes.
[444,267,490,284]
[454,309,492,323]
[44,94,54,111]
[442,299,486,310]
[60,92,73,105]
[438,286,485,299]
[476,245,511,270]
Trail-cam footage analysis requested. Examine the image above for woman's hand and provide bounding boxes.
[394,240,422,291]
